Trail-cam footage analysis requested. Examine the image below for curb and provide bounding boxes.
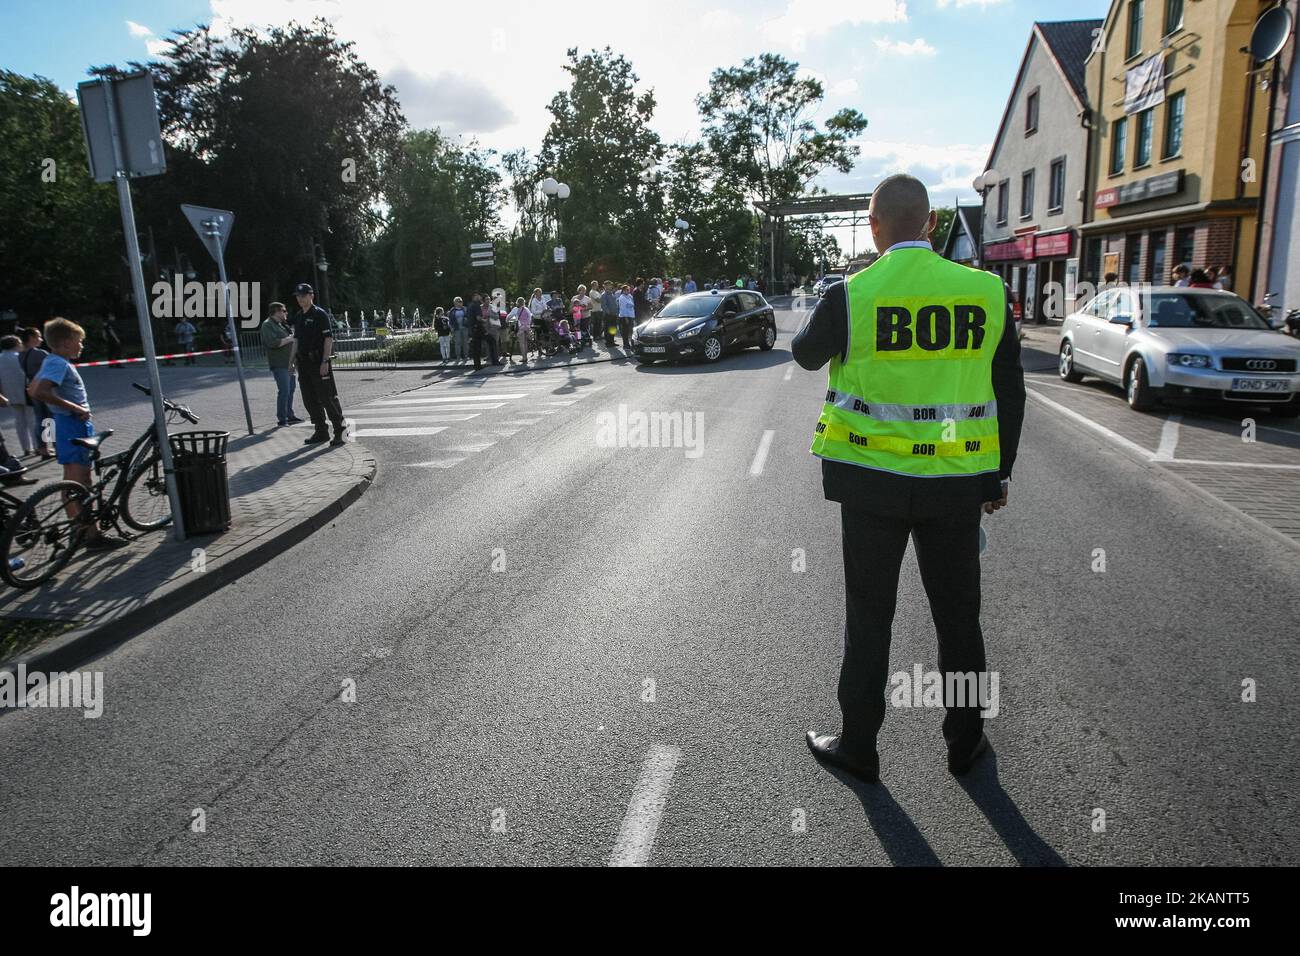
[2,449,377,678]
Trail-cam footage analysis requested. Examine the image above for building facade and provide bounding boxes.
[1252,10,1299,313]
[1081,0,1274,298]
[980,20,1101,323]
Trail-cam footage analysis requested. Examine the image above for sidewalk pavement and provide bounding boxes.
[0,428,375,671]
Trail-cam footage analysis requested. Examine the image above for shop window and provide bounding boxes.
[1127,0,1144,60]
[1111,117,1128,175]
[1048,158,1066,213]
[1148,230,1168,283]
[1135,108,1154,167]
[1163,91,1185,159]
[1175,228,1196,269]
[1163,0,1183,36]
[1127,233,1143,285]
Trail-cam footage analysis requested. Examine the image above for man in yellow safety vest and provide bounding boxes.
[794,173,1025,783]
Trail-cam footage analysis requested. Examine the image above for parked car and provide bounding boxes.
[633,290,777,364]
[814,275,844,297]
[1057,286,1300,417]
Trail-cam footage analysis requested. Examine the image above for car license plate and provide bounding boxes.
[1231,378,1289,392]
[645,346,666,353]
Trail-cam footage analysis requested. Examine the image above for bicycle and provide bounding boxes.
[0,382,199,589]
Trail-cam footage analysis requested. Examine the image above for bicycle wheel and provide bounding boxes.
[121,452,172,532]
[1,481,90,589]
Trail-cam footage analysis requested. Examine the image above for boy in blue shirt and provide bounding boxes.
[31,318,122,550]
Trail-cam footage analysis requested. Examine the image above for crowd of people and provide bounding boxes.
[422,273,763,368]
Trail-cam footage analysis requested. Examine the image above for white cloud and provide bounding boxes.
[763,0,909,47]
[385,68,515,136]
[827,138,990,195]
[873,37,937,57]
[126,20,154,37]
[936,0,1008,8]
[829,78,860,97]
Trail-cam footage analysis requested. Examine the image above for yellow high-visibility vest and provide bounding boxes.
[810,248,1005,478]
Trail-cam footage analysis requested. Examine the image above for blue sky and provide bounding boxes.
[2,0,1110,246]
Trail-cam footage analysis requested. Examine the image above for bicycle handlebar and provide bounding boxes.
[133,382,200,424]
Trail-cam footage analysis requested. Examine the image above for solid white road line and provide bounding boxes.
[405,459,466,469]
[356,402,508,412]
[749,430,775,476]
[1026,388,1155,459]
[1154,414,1182,461]
[1165,458,1300,470]
[608,745,682,867]
[351,426,449,437]
[783,366,793,381]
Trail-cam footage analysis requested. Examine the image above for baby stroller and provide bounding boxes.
[536,306,579,356]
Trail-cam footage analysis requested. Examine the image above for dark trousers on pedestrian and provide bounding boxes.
[472,330,498,369]
[619,316,634,348]
[837,492,987,759]
[298,361,344,436]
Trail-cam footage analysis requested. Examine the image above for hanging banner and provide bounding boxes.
[1124,53,1166,114]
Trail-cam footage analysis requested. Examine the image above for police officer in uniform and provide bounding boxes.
[793,174,1025,783]
[291,282,346,447]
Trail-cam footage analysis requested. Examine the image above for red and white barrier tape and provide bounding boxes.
[76,348,235,368]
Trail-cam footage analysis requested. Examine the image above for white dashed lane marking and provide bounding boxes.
[749,430,775,476]
[608,745,681,867]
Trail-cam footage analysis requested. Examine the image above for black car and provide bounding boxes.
[633,290,777,364]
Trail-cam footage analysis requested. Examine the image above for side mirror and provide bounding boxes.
[1109,314,1134,327]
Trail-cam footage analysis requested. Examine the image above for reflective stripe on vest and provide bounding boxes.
[810,249,1005,478]
[824,389,998,423]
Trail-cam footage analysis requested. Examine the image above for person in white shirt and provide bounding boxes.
[510,298,533,364]
[1172,264,1191,287]
[0,335,36,456]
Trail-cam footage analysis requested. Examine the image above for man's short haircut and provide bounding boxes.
[872,173,931,234]
[20,326,41,343]
[44,317,85,349]
[0,335,19,350]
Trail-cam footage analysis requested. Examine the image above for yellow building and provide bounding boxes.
[1081,0,1274,298]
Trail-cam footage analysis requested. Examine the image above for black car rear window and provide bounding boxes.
[657,296,718,319]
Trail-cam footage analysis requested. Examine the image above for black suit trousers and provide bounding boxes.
[837,489,987,756]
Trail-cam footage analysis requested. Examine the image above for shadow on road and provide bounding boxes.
[824,765,943,866]
[633,347,791,375]
[956,750,1068,866]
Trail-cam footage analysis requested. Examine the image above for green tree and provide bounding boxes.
[697,53,867,207]
[114,18,406,306]
[375,129,504,309]
[540,48,666,285]
[930,206,955,252]
[0,71,120,322]
[664,142,756,279]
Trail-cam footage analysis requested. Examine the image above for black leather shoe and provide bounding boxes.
[947,733,991,776]
[329,435,346,447]
[806,731,879,783]
[303,432,329,445]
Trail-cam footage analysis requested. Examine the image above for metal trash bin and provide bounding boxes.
[168,430,231,535]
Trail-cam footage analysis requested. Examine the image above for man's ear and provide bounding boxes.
[924,209,938,239]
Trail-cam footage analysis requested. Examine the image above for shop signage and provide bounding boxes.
[1095,169,1184,209]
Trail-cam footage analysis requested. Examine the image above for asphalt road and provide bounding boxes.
[1,302,1297,866]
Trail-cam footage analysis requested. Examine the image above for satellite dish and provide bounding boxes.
[1250,5,1293,63]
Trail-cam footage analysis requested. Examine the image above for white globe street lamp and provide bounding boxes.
[556,182,571,200]
[541,177,560,197]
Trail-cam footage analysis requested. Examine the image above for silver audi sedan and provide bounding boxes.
[1057,286,1300,417]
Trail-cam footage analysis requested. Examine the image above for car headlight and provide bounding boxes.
[676,324,705,340]
[1167,353,1212,368]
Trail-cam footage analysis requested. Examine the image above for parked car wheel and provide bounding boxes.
[1058,340,1084,383]
[1126,355,1158,411]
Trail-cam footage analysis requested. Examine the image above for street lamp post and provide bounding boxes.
[315,244,331,313]
[541,177,571,296]
[971,169,999,269]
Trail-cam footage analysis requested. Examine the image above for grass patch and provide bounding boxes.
[1,617,81,663]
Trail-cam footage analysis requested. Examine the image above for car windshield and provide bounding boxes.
[656,296,718,319]
[1146,293,1271,330]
